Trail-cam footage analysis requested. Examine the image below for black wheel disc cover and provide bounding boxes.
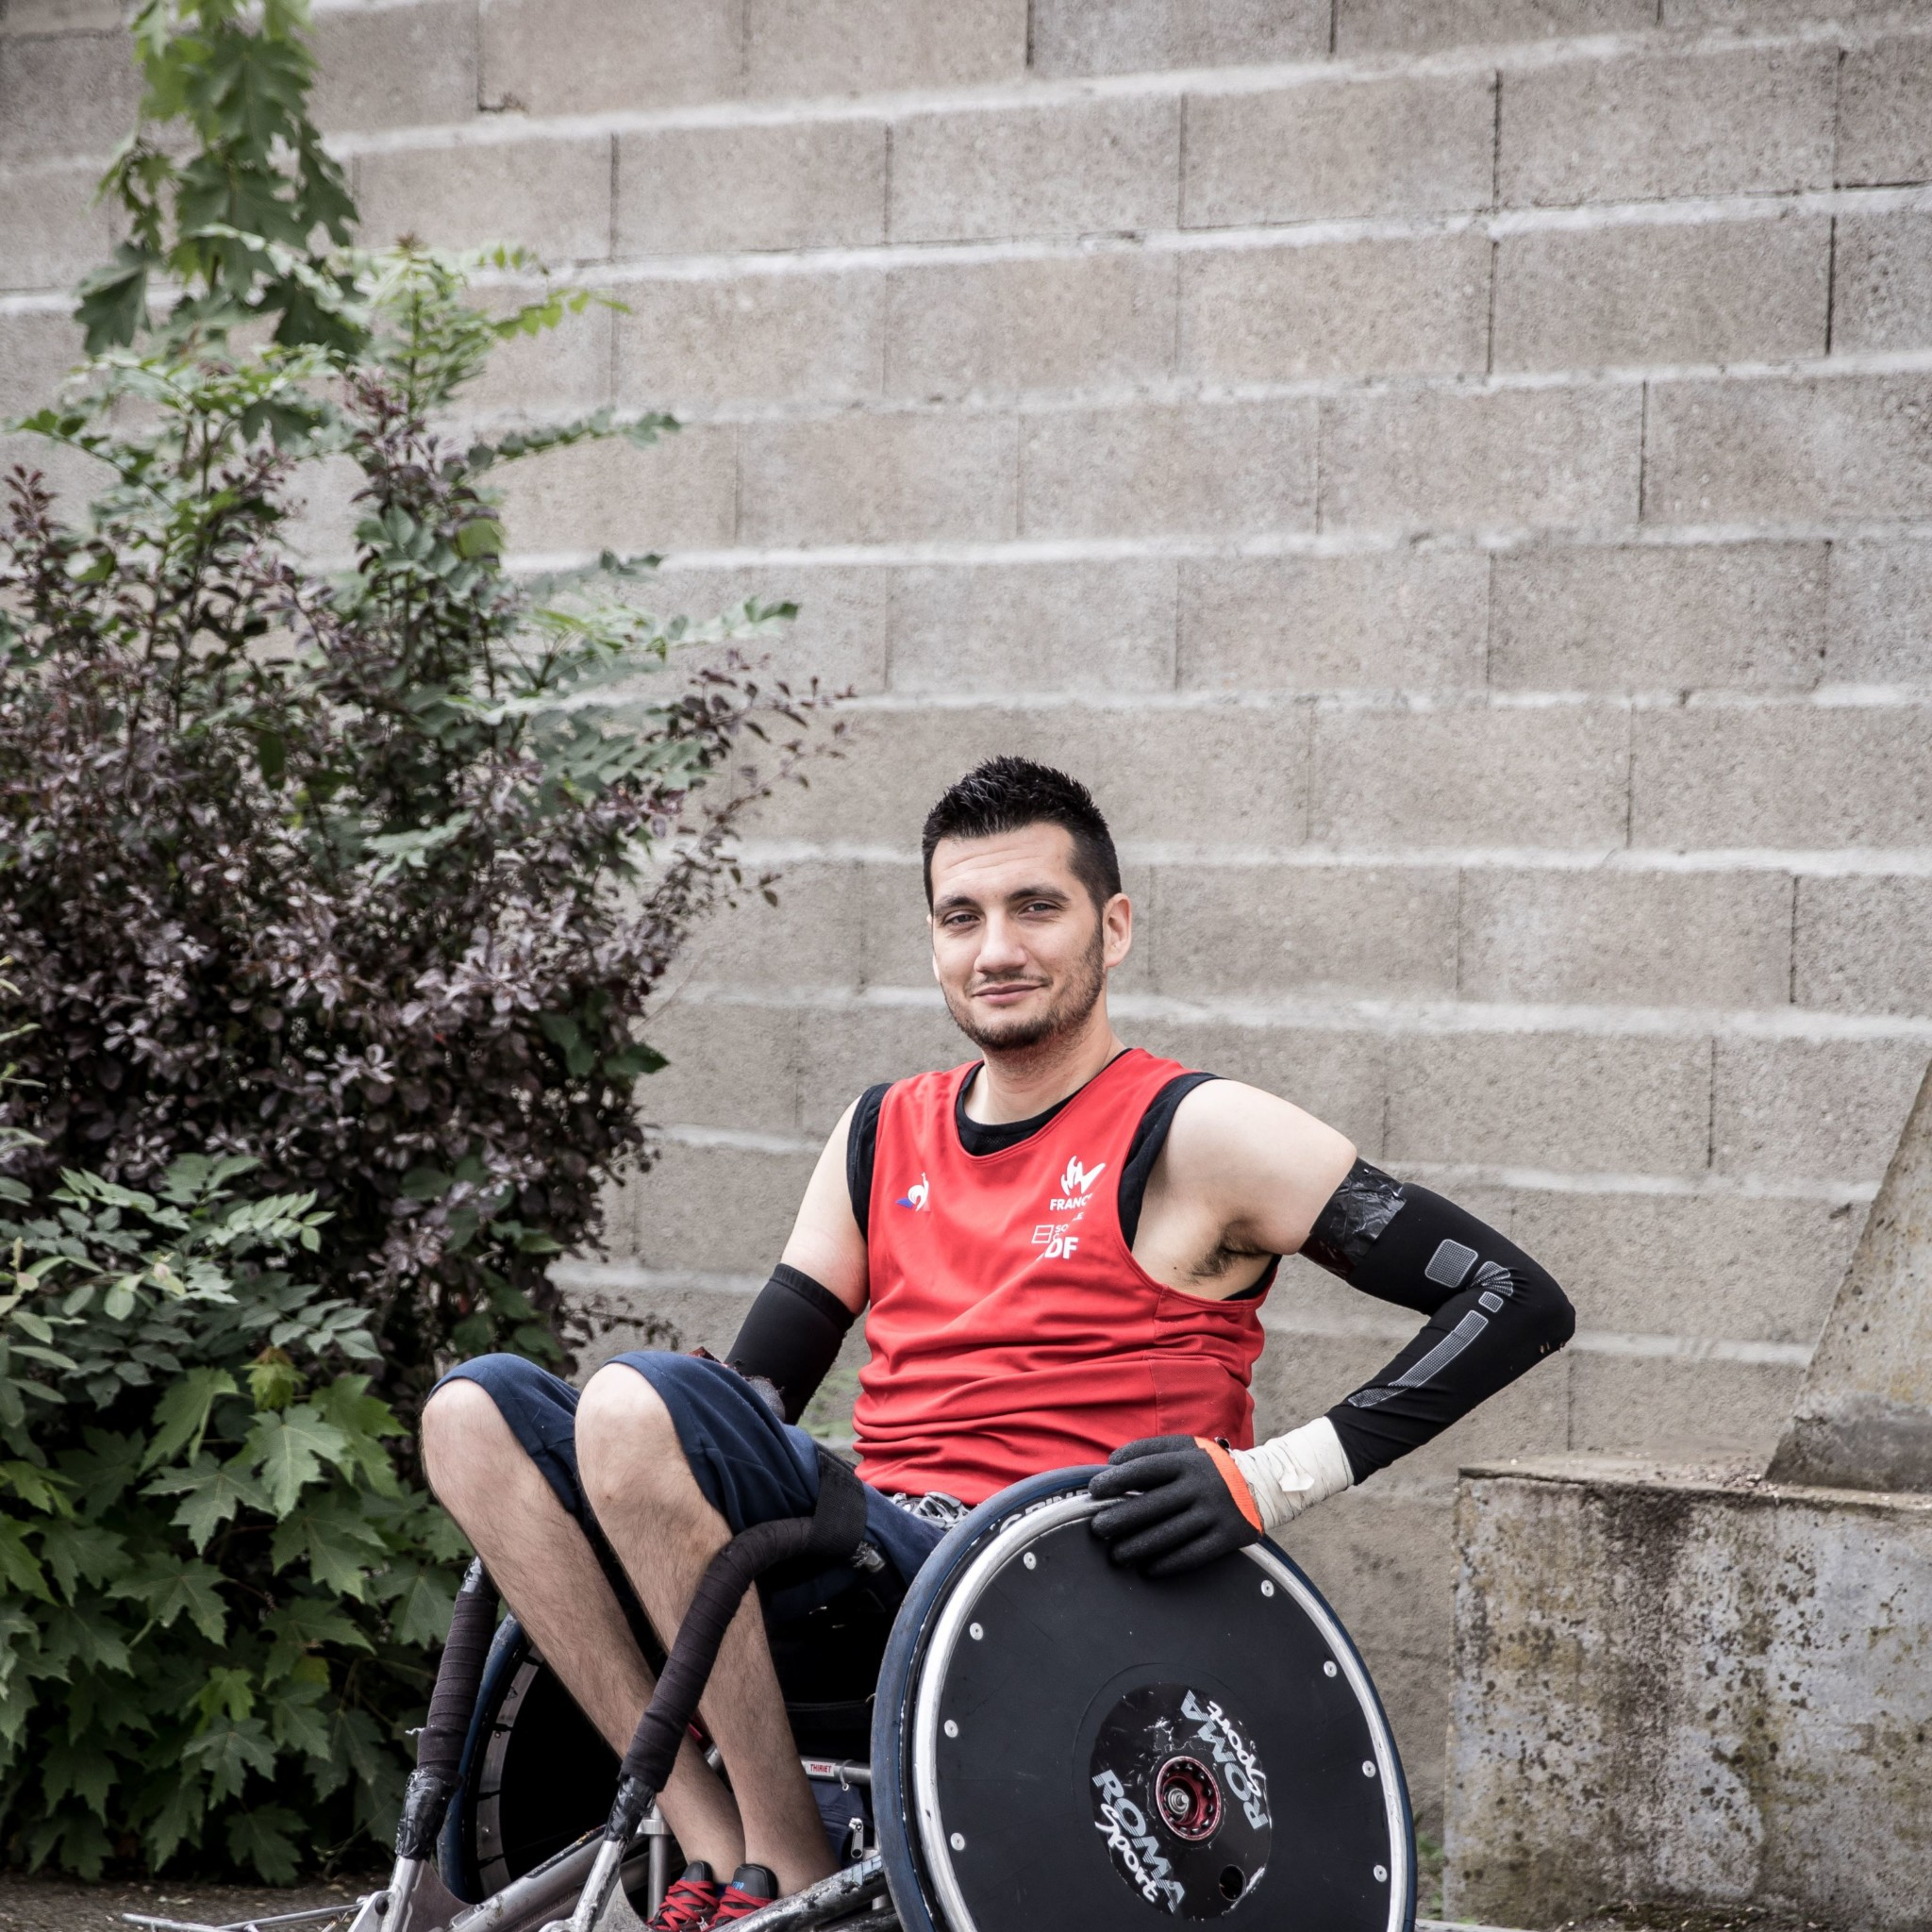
[872,1471,1414,1932]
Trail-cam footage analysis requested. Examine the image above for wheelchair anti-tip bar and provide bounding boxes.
[545,1445,873,1932]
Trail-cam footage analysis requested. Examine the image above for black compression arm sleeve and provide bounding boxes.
[725,1264,856,1425]
[1301,1160,1574,1481]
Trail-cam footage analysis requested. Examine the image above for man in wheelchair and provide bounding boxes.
[422,758,1574,1930]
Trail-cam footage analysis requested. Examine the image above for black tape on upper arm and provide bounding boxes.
[725,1264,856,1425]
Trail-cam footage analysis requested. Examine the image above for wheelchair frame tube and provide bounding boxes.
[397,1560,501,1861]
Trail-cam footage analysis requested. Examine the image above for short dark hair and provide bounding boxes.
[921,757,1122,910]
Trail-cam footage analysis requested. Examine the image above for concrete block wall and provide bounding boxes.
[8,0,1932,1834]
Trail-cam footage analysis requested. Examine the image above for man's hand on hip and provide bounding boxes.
[1089,1419,1356,1575]
[1087,1435,1264,1576]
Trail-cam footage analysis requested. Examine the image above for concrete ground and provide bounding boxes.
[0,1876,1848,1932]
[0,1874,367,1932]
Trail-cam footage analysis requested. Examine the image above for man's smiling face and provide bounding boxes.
[927,822,1130,1054]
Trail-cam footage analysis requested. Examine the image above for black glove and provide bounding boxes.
[1087,1435,1263,1577]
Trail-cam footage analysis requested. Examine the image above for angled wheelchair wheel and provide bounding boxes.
[439,1616,621,1902]
[438,1588,901,1904]
[871,1470,1415,1932]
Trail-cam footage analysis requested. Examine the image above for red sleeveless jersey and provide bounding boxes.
[854,1048,1267,1504]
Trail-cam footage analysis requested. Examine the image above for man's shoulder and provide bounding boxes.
[1160,1076,1352,1182]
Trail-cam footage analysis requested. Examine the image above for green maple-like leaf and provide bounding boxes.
[183,1712,275,1804]
[144,1455,272,1553]
[39,1522,126,1603]
[227,1802,303,1885]
[243,1404,350,1516]
[41,1732,116,1821]
[117,1557,228,1643]
[382,1560,458,1649]
[0,1520,48,1601]
[269,1488,385,1597]
[141,1768,207,1869]
[143,1368,240,1471]
[267,1676,331,1760]
[260,1597,370,1682]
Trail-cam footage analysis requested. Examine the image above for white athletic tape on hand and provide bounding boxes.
[1232,1417,1354,1534]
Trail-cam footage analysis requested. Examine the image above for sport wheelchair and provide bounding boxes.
[137,1466,1414,1932]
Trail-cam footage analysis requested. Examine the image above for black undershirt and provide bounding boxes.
[845,1062,1274,1299]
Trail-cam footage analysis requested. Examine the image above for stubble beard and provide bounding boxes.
[943,925,1108,1056]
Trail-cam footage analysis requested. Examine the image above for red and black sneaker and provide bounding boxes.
[645,1860,722,1932]
[708,1863,781,1924]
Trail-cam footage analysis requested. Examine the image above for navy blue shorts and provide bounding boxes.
[439,1350,948,1630]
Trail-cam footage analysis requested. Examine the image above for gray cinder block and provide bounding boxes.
[0,307,84,422]
[886,558,1179,692]
[355,134,614,261]
[678,859,859,991]
[1794,874,1932,1017]
[888,97,1179,243]
[615,123,887,256]
[1630,703,1932,847]
[1644,373,1932,523]
[646,558,895,695]
[615,1141,819,1271]
[460,283,616,417]
[1838,35,1932,188]
[0,158,120,291]
[614,272,886,408]
[1019,396,1319,537]
[1027,0,1327,76]
[0,0,127,30]
[639,1003,807,1136]
[1491,215,1830,371]
[481,0,740,116]
[1181,232,1491,383]
[737,410,1019,544]
[1567,1348,1806,1457]
[789,701,1312,848]
[0,26,139,165]
[1147,862,1462,997]
[1384,1030,1715,1174]
[1828,210,1932,356]
[1307,702,1631,846]
[309,0,477,134]
[1457,867,1795,1008]
[1499,44,1836,206]
[1712,1035,1929,1184]
[1490,541,1828,691]
[497,423,740,554]
[1505,1188,1857,1344]
[1320,385,1642,532]
[1181,73,1496,228]
[1334,0,1653,56]
[886,253,1178,402]
[1824,538,1932,683]
[742,0,1025,97]
[1179,551,1490,692]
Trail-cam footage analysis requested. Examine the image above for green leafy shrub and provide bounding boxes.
[0,1153,459,1881]
[0,0,829,1428]
[0,0,834,1885]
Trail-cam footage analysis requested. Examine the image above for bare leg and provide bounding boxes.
[575,1364,836,1895]
[421,1378,747,1872]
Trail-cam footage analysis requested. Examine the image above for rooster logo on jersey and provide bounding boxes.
[896,1173,930,1211]
[1051,1155,1106,1212]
